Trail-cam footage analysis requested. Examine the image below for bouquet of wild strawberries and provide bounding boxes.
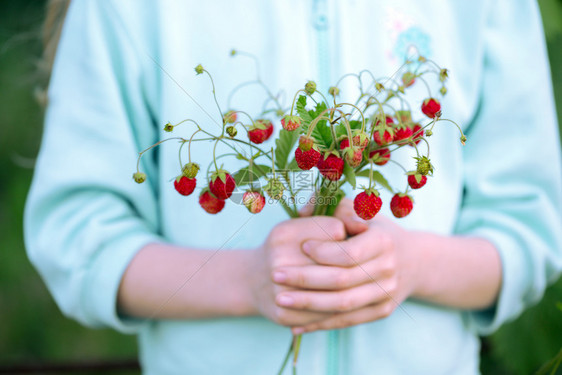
[133,49,465,373]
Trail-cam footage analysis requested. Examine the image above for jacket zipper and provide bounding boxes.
[312,0,339,374]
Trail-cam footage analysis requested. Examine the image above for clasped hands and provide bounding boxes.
[250,198,420,334]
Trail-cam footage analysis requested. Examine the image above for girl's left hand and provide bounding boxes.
[279,198,422,334]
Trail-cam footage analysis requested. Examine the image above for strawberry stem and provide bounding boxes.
[172,118,200,130]
[289,89,307,116]
[187,129,202,164]
[338,102,366,133]
[202,69,225,133]
[212,138,221,171]
[435,118,467,144]
[136,137,186,173]
[276,337,295,375]
[292,334,302,374]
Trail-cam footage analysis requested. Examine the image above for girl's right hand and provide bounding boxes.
[249,216,348,327]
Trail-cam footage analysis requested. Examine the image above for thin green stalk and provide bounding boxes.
[276,339,294,375]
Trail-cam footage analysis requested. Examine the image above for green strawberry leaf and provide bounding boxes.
[310,102,332,148]
[298,96,332,149]
[275,129,300,170]
[296,95,312,124]
[343,162,356,189]
[233,164,271,186]
[287,158,300,171]
[356,169,393,193]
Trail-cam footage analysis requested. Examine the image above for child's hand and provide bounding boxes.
[249,216,348,327]
[279,198,420,333]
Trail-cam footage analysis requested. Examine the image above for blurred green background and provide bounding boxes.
[1,1,561,374]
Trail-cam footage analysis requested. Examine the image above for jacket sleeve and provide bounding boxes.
[455,0,562,335]
[24,0,163,333]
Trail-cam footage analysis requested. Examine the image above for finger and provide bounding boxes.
[275,279,395,313]
[273,257,395,290]
[303,229,392,266]
[339,215,368,237]
[270,304,333,327]
[291,302,395,334]
[318,197,368,236]
[269,217,346,246]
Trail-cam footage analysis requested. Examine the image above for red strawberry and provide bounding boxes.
[421,98,441,118]
[373,116,395,146]
[369,148,390,166]
[345,148,363,168]
[353,190,382,220]
[295,147,321,170]
[410,124,424,146]
[339,138,351,150]
[393,126,413,142]
[340,139,363,168]
[352,131,370,149]
[390,193,413,218]
[375,115,394,126]
[281,115,302,131]
[248,119,274,144]
[209,170,236,200]
[243,191,266,214]
[199,189,225,214]
[408,174,427,189]
[174,176,196,196]
[265,120,274,138]
[224,110,237,124]
[373,127,394,146]
[317,153,344,181]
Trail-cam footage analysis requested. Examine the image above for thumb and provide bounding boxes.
[334,198,369,236]
[300,196,368,236]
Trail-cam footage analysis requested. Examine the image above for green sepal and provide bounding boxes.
[163,122,174,132]
[211,169,228,184]
[407,173,423,184]
[397,192,414,203]
[406,171,423,185]
[414,155,434,176]
[252,120,268,130]
[133,172,147,184]
[363,187,380,197]
[322,150,340,160]
[199,187,220,199]
[439,68,449,82]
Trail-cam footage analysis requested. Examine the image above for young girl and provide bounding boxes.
[25,1,562,374]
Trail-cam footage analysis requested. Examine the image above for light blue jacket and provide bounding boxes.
[25,1,562,374]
